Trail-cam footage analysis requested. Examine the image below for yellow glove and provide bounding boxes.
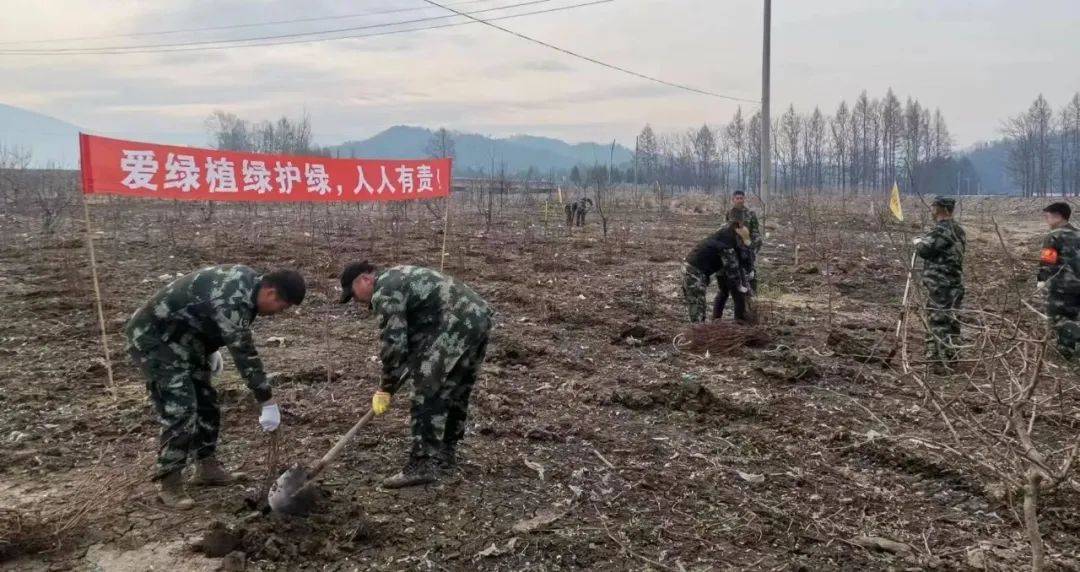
[372,391,391,415]
[735,226,751,246]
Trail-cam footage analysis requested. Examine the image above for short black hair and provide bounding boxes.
[1044,202,1071,220]
[732,190,746,197]
[262,269,306,305]
[339,261,378,303]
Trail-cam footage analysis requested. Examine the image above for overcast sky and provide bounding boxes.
[1,0,1077,149]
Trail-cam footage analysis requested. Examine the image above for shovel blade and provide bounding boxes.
[268,464,320,516]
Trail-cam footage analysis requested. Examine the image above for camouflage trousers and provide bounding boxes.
[682,263,710,323]
[409,319,491,461]
[128,334,219,478]
[924,284,964,363]
[1046,291,1080,360]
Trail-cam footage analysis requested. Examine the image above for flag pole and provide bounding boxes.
[82,194,117,400]
[440,195,452,273]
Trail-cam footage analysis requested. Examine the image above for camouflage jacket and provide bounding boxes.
[916,219,966,289]
[371,266,491,394]
[686,228,743,284]
[726,206,762,251]
[1038,223,1080,294]
[125,264,272,402]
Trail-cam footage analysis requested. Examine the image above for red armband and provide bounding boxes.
[1040,247,1059,265]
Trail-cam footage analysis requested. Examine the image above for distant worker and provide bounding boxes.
[125,265,306,509]
[565,197,593,227]
[340,262,492,488]
[913,196,966,369]
[683,221,752,323]
[727,190,762,252]
[1037,202,1080,360]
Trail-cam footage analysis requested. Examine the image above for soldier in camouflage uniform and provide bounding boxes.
[565,197,593,227]
[727,190,762,252]
[914,196,966,367]
[340,262,492,489]
[683,222,750,323]
[125,265,306,509]
[1037,202,1080,359]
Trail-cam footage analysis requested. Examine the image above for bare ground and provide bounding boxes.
[1,192,1078,570]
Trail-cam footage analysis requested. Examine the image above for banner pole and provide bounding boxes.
[440,195,452,273]
[82,195,117,400]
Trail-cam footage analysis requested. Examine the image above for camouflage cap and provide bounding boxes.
[931,196,956,209]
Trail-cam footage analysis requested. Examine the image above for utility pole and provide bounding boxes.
[760,0,771,211]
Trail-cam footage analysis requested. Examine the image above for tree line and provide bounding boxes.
[632,89,970,196]
[205,111,333,156]
[1004,93,1080,197]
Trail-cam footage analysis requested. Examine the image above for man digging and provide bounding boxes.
[126,265,306,509]
[340,262,493,489]
[683,221,752,323]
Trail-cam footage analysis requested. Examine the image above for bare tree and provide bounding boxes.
[634,124,659,185]
[425,127,456,160]
[691,124,717,193]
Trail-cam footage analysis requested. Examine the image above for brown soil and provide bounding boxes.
[1,193,1078,570]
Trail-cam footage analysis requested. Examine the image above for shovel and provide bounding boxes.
[268,409,375,516]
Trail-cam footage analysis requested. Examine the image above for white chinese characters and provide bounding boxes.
[205,157,238,193]
[116,147,443,199]
[120,150,159,191]
[164,153,200,192]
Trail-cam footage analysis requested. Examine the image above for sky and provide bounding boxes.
[1,0,1078,149]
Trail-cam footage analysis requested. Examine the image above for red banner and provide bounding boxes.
[79,133,451,202]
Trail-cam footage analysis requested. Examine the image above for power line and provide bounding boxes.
[420,0,759,104]
[0,0,496,46]
[0,1,610,56]
[0,0,555,54]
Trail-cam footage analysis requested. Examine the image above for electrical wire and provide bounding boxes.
[420,0,759,103]
[0,0,496,46]
[0,0,555,54]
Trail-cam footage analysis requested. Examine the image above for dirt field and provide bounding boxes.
[1,191,1078,570]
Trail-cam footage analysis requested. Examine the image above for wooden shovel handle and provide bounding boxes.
[307,409,376,479]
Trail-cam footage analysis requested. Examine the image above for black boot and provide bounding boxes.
[382,455,436,489]
[437,443,458,474]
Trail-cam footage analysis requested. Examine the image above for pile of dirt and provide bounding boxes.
[827,329,892,365]
[610,322,666,347]
[611,379,757,418]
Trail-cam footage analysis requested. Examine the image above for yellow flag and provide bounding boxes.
[889,181,903,221]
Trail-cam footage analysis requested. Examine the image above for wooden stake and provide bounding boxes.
[83,196,117,400]
[895,250,918,338]
[440,195,452,273]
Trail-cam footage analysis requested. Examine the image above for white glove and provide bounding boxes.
[1036,281,1046,291]
[209,351,224,376]
[259,402,281,432]
[912,237,925,246]
[738,285,749,294]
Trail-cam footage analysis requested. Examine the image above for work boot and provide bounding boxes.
[437,444,457,474]
[190,456,245,486]
[158,471,195,510]
[382,457,436,489]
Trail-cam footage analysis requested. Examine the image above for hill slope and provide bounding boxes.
[333,126,633,173]
[0,103,82,168]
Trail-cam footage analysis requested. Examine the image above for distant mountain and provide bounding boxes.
[332,126,633,174]
[0,103,82,168]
